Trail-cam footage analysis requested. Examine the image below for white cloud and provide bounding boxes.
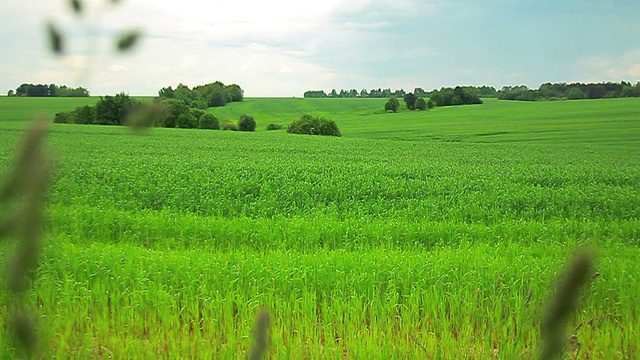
[581,49,640,82]
[1,0,639,97]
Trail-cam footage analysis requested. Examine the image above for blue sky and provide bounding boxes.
[1,0,639,97]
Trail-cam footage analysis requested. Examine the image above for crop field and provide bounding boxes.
[0,96,639,358]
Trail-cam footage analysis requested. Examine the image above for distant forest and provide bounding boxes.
[158,82,244,109]
[7,83,90,97]
[304,86,497,99]
[497,81,640,101]
[304,81,640,101]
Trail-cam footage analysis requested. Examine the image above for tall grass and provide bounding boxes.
[1,97,639,358]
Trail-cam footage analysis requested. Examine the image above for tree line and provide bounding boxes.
[304,86,497,99]
[53,82,253,131]
[383,86,483,113]
[7,83,90,97]
[158,82,244,108]
[497,81,640,101]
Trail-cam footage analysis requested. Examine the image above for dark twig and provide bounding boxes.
[248,309,270,360]
[539,250,593,360]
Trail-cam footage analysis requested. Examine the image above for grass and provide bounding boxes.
[1,96,639,358]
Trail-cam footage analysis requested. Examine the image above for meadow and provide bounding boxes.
[0,96,639,358]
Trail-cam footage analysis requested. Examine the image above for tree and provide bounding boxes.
[287,115,340,137]
[94,92,139,125]
[451,95,464,105]
[427,99,434,109]
[303,90,327,98]
[567,88,586,100]
[415,97,427,110]
[157,98,189,128]
[225,84,244,102]
[7,90,14,96]
[394,88,406,97]
[385,96,399,112]
[403,93,417,110]
[176,113,197,129]
[158,86,174,98]
[191,97,208,110]
[238,114,256,132]
[429,92,444,107]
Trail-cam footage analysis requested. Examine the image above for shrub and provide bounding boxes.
[53,112,71,124]
[199,113,220,130]
[238,114,256,132]
[287,115,341,137]
[191,97,209,110]
[190,108,205,120]
[384,96,399,112]
[415,97,427,110]
[266,124,284,131]
[222,121,238,131]
[427,99,434,109]
[176,113,197,129]
[451,95,464,106]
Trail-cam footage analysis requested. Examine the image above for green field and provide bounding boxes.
[1,97,639,358]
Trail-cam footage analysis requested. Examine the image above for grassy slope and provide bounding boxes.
[1,97,639,358]
[209,97,640,144]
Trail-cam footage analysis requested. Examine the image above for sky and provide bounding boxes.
[1,0,639,97]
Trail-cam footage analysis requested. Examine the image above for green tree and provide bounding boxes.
[403,92,417,110]
[567,88,586,100]
[157,98,189,128]
[198,113,220,130]
[287,115,340,137]
[176,113,197,129]
[94,92,139,125]
[238,114,256,131]
[427,99,434,109]
[191,97,208,110]
[451,95,463,105]
[158,86,174,98]
[225,84,244,102]
[429,91,444,106]
[7,90,14,96]
[415,97,427,110]
[384,96,399,112]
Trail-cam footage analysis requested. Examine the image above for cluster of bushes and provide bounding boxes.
[429,86,483,106]
[383,86,480,113]
[497,81,640,101]
[54,92,256,131]
[287,115,341,137]
[158,82,243,109]
[8,83,89,97]
[54,93,138,125]
[384,93,434,112]
[266,124,284,131]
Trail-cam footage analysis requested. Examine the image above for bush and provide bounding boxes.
[94,93,139,125]
[415,97,427,110]
[384,96,399,112]
[53,112,71,124]
[191,97,209,110]
[427,99,434,109]
[287,115,341,137]
[199,113,220,130]
[266,124,284,131]
[451,95,464,105]
[222,121,238,131]
[176,113,197,129]
[238,114,256,132]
